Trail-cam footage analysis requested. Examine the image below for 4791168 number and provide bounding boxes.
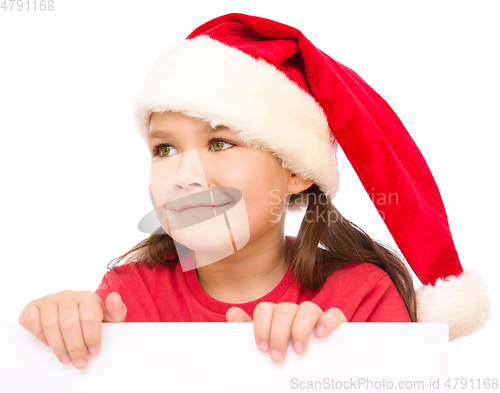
[1,0,54,11]
[445,378,498,390]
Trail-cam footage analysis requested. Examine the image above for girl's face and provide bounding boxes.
[147,111,304,263]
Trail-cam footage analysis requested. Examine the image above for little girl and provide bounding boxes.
[19,13,489,370]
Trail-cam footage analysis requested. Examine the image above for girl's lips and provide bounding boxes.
[178,203,231,213]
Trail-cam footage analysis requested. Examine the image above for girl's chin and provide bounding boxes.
[171,226,236,255]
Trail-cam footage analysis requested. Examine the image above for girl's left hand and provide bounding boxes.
[226,301,346,363]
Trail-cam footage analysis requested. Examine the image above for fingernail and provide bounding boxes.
[61,354,71,363]
[88,347,99,354]
[316,325,325,335]
[257,342,268,352]
[73,359,87,368]
[293,342,303,352]
[271,349,282,361]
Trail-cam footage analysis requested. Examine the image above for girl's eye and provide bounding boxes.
[210,139,233,152]
[157,145,174,157]
[154,139,234,157]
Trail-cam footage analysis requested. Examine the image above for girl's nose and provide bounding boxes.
[174,150,209,190]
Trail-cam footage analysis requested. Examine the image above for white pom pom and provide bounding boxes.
[416,269,490,340]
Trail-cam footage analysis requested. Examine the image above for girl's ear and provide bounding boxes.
[289,172,314,194]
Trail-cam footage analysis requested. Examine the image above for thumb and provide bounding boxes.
[103,292,127,322]
[226,306,253,322]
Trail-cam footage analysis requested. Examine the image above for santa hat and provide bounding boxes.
[133,13,490,340]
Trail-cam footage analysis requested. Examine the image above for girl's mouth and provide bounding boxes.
[178,203,231,214]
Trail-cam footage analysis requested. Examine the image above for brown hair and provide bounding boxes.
[108,184,417,321]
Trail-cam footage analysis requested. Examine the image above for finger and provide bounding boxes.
[252,302,276,353]
[19,304,49,346]
[314,308,347,338]
[78,291,105,357]
[38,297,74,365]
[268,302,299,363]
[226,307,252,322]
[103,292,127,323]
[57,292,90,369]
[290,301,324,354]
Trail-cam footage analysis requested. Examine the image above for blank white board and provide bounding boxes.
[0,323,448,392]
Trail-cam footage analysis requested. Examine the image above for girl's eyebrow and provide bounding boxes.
[148,125,230,140]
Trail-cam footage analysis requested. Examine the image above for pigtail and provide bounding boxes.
[290,184,417,322]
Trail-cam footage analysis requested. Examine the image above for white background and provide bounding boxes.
[1,0,498,381]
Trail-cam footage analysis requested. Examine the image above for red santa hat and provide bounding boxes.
[133,13,490,340]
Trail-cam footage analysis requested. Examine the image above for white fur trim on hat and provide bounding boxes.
[133,35,339,211]
[416,269,490,341]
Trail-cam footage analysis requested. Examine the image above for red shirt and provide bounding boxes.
[94,236,411,322]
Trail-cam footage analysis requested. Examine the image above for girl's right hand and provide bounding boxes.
[18,291,127,369]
